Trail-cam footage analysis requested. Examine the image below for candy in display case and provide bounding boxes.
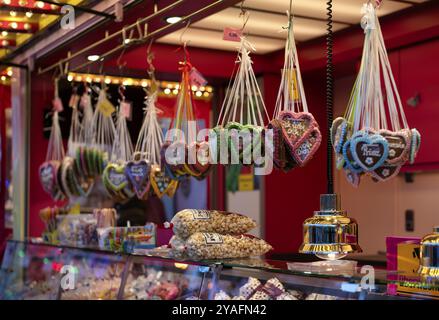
[57,247,127,300]
[2,240,438,300]
[0,241,63,300]
[119,255,212,300]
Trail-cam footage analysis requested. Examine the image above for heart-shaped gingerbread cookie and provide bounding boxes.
[378,129,410,165]
[150,165,179,198]
[39,161,59,196]
[344,168,361,188]
[125,159,151,199]
[350,133,389,171]
[103,163,128,191]
[331,117,349,154]
[292,126,322,166]
[278,111,318,152]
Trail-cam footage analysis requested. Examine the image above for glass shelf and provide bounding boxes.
[1,240,437,300]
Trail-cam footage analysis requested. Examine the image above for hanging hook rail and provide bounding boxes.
[70,0,226,73]
[38,0,187,75]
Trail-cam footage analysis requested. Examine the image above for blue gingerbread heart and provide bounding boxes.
[342,139,363,174]
[350,133,389,171]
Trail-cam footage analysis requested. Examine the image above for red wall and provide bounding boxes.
[263,71,328,253]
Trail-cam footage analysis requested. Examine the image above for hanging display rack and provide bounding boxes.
[38,0,226,75]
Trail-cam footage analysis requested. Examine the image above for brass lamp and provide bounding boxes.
[418,227,439,278]
[299,194,362,260]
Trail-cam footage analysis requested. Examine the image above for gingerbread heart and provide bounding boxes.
[278,111,318,151]
[409,128,421,164]
[378,129,410,165]
[292,126,322,166]
[39,161,59,196]
[370,163,402,182]
[350,133,389,171]
[103,163,128,191]
[342,139,363,174]
[150,165,179,198]
[344,168,361,188]
[331,117,348,154]
[125,159,151,199]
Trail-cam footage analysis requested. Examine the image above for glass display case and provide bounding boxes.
[1,240,438,300]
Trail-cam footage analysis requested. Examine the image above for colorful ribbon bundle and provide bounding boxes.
[214,37,270,169]
[73,85,108,186]
[39,89,65,201]
[269,14,321,172]
[161,48,211,181]
[103,87,136,201]
[331,3,421,187]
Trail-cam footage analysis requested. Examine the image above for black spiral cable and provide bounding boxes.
[326,0,334,194]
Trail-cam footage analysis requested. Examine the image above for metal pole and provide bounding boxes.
[37,0,116,19]
[38,0,187,75]
[72,0,226,72]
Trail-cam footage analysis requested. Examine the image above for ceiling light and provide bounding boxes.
[163,88,171,94]
[105,78,111,84]
[7,69,12,76]
[26,11,33,18]
[24,23,31,30]
[87,55,100,62]
[36,1,45,9]
[11,22,18,29]
[195,91,202,97]
[3,0,11,5]
[67,75,73,81]
[1,76,6,81]
[124,39,131,45]
[10,11,17,17]
[166,16,182,24]
[2,31,8,36]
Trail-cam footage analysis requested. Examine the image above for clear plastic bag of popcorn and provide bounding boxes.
[171,209,257,239]
[185,232,272,260]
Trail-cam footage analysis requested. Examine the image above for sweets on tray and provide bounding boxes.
[185,232,272,260]
[57,214,98,247]
[171,209,257,239]
[97,223,156,252]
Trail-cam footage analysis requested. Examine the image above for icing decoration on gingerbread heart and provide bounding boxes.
[39,161,59,196]
[292,126,322,166]
[342,139,363,174]
[344,168,361,188]
[103,163,128,192]
[350,132,389,171]
[409,128,421,164]
[278,111,318,152]
[150,166,179,198]
[378,129,410,165]
[125,159,151,199]
[370,163,402,182]
[331,117,348,154]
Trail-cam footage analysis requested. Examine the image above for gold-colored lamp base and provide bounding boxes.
[418,227,439,278]
[299,194,362,257]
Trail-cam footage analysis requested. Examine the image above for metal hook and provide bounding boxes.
[239,1,250,31]
[179,19,191,46]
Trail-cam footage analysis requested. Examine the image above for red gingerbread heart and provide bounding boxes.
[292,126,322,167]
[278,111,318,151]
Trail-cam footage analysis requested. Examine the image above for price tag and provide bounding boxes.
[192,210,211,220]
[120,101,132,120]
[203,233,223,245]
[52,97,63,112]
[189,67,207,88]
[223,27,242,42]
[284,68,299,101]
[98,97,116,117]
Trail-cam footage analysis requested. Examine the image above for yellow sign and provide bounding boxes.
[68,203,81,215]
[98,97,116,117]
[396,243,439,299]
[238,173,254,191]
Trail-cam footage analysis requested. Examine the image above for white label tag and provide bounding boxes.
[192,210,211,220]
[203,233,223,245]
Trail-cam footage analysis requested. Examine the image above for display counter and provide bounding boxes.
[1,240,437,300]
